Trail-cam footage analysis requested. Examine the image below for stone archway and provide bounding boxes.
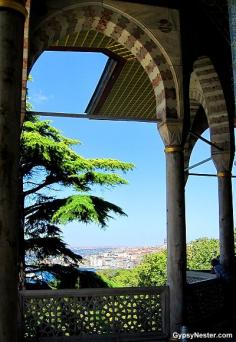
[27,2,180,122]
[193,56,232,153]
[185,56,233,172]
[187,56,235,272]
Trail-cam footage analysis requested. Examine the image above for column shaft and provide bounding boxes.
[0,7,25,342]
[166,148,186,333]
[218,174,235,272]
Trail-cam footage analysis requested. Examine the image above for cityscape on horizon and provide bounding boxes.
[68,243,166,249]
[39,245,167,270]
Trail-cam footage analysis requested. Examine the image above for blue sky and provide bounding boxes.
[27,51,235,247]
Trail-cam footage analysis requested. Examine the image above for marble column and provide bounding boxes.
[217,171,235,273]
[165,145,186,334]
[0,1,26,341]
[212,151,235,274]
[159,122,187,334]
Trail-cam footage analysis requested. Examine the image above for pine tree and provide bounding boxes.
[21,115,134,287]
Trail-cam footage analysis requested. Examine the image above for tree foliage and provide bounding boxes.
[187,237,219,270]
[98,269,139,288]
[21,116,134,286]
[135,249,167,286]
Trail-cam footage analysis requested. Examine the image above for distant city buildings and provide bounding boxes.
[37,246,166,270]
[75,246,165,270]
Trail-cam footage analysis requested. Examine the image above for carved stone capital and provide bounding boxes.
[158,120,184,147]
[211,151,234,173]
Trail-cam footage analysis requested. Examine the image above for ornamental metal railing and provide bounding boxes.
[19,286,169,341]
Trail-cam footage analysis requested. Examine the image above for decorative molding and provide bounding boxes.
[217,171,232,177]
[165,145,182,153]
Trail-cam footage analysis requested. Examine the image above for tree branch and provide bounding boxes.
[24,175,59,197]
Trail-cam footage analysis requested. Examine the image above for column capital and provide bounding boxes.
[212,151,234,173]
[0,0,27,17]
[158,119,183,147]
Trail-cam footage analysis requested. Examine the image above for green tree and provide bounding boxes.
[135,249,167,286]
[187,237,219,270]
[98,269,139,287]
[21,116,134,286]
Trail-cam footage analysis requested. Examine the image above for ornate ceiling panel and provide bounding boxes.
[53,29,157,122]
[87,59,156,121]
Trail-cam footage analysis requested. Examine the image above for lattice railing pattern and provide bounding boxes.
[20,287,169,340]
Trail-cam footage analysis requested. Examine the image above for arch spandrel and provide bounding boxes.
[28,1,181,124]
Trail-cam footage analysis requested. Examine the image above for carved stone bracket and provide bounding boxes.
[158,119,184,147]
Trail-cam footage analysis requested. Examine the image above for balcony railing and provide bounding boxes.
[19,286,169,341]
[19,272,225,341]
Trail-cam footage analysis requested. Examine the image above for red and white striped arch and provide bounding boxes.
[28,2,179,122]
[185,56,233,172]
